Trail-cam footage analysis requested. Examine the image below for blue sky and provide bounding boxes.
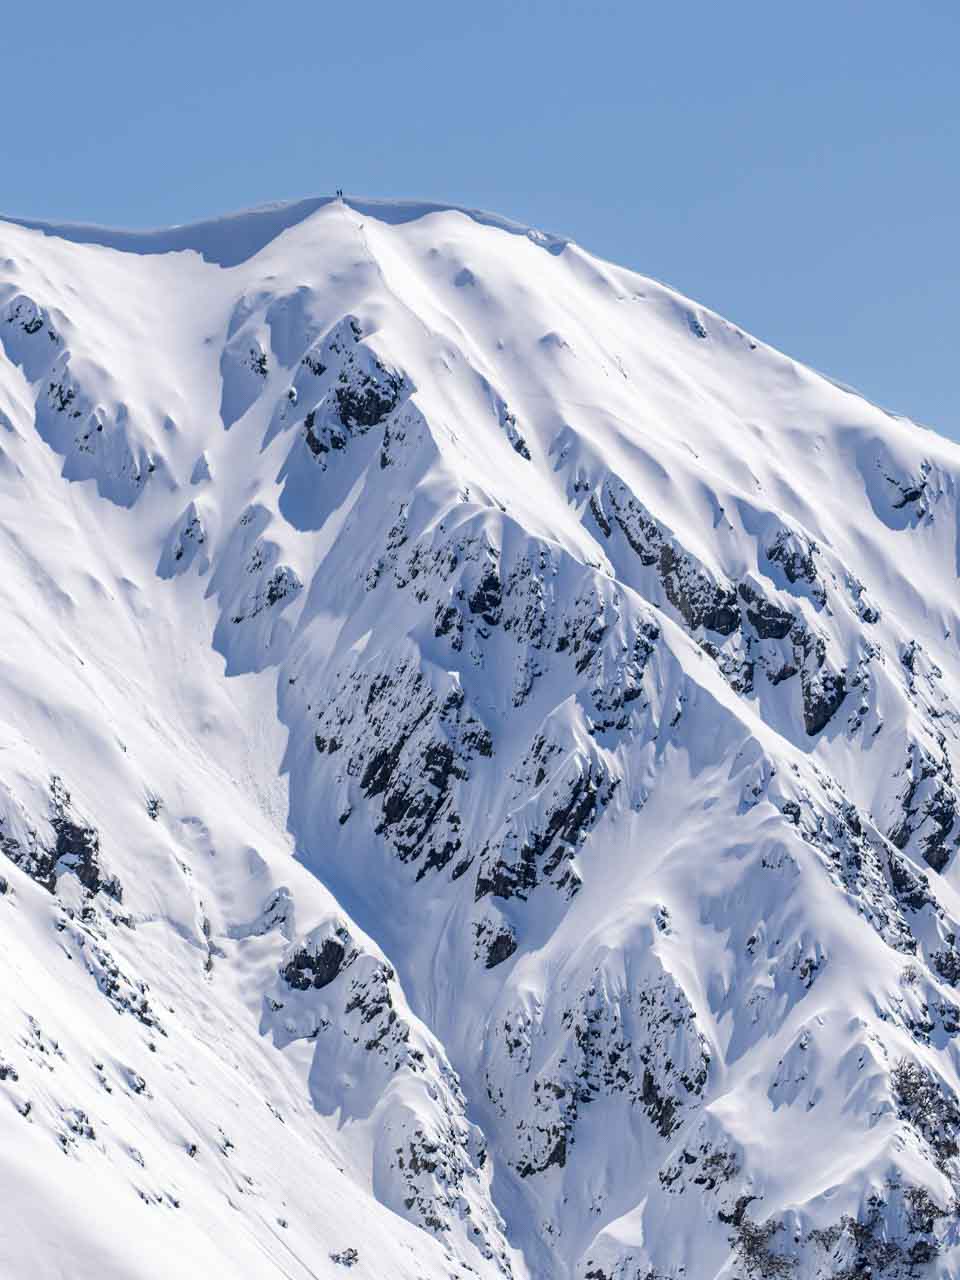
[3,1,956,436]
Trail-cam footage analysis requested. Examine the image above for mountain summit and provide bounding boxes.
[2,196,959,1279]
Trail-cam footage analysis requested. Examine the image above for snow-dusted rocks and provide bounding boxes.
[2,194,960,1278]
[1,288,165,505]
[263,915,513,1273]
[157,499,208,577]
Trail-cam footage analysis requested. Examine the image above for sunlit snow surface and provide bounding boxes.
[2,197,960,1279]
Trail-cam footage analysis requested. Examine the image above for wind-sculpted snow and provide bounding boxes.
[263,915,513,1273]
[483,941,710,1179]
[3,196,960,1279]
[1,289,167,505]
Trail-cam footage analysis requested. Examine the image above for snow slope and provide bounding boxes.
[2,195,960,1279]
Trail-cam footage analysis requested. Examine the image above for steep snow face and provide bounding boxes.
[2,198,960,1280]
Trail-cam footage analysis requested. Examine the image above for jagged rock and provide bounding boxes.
[283,932,351,990]
[0,778,120,901]
[888,741,959,873]
[330,1248,359,1267]
[7,197,960,1280]
[313,661,491,877]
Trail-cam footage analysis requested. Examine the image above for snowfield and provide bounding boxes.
[1,195,960,1279]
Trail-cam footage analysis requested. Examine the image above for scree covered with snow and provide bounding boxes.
[2,195,960,1279]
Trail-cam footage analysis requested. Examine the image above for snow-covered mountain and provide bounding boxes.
[2,194,960,1280]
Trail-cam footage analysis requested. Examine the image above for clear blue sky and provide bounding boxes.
[3,1,956,436]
